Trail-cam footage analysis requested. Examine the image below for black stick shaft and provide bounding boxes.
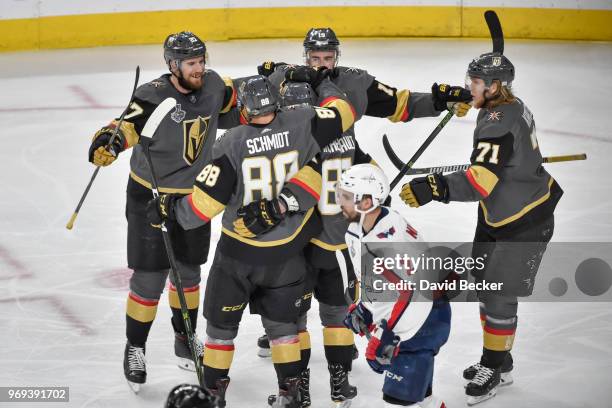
[389,111,454,190]
[66,66,140,230]
[140,139,204,387]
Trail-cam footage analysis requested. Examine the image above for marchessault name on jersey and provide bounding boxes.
[322,135,355,155]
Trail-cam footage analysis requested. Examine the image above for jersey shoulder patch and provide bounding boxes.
[135,75,172,104]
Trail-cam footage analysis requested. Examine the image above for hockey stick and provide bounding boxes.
[138,97,205,387]
[335,249,372,340]
[388,111,454,190]
[384,134,587,173]
[403,154,587,175]
[484,10,504,54]
[66,66,140,230]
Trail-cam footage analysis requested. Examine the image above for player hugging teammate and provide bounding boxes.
[255,27,470,408]
[87,31,239,393]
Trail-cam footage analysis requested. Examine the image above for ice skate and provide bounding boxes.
[329,363,357,407]
[123,342,146,393]
[463,353,513,387]
[174,331,204,372]
[268,377,301,407]
[465,365,501,406]
[299,368,311,407]
[209,376,230,408]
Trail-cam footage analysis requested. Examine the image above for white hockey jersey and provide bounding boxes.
[344,207,433,342]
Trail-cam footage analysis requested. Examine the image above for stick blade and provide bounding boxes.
[484,10,504,54]
[140,97,177,139]
[382,134,406,171]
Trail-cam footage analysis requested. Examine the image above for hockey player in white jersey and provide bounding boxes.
[337,164,451,408]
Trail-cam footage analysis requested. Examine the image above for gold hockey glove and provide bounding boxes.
[89,126,125,166]
[400,173,449,208]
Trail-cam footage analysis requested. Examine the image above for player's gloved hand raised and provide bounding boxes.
[284,65,333,89]
[146,194,179,227]
[431,83,472,117]
[344,302,375,336]
[88,127,125,166]
[257,61,288,77]
[365,319,400,373]
[400,173,449,208]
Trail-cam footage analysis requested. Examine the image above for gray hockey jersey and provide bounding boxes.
[445,98,563,231]
[173,80,356,263]
[111,71,237,194]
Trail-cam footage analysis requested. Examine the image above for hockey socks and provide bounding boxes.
[203,339,234,390]
[169,284,200,333]
[323,326,355,371]
[481,315,517,368]
[270,335,302,387]
[125,291,159,346]
[299,330,311,370]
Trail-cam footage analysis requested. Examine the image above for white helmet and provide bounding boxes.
[336,164,390,213]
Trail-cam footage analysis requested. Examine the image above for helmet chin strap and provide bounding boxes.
[355,199,378,238]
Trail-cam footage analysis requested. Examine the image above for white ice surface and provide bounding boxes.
[1,38,611,408]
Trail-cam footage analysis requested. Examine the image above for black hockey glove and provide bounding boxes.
[233,198,285,238]
[146,194,179,226]
[400,173,449,208]
[431,83,473,117]
[88,126,125,166]
[284,66,332,90]
[233,188,299,238]
[257,61,288,77]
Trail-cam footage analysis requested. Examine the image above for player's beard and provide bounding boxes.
[341,208,360,223]
[178,74,203,91]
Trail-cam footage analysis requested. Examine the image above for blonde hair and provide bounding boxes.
[486,80,516,109]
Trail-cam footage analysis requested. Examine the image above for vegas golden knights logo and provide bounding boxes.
[182,116,210,165]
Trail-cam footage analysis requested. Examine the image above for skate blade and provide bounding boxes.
[466,388,497,406]
[258,347,272,358]
[464,372,513,388]
[127,381,141,394]
[177,357,196,372]
[331,400,352,408]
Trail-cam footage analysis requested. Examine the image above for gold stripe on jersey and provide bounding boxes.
[323,327,355,346]
[129,172,193,194]
[309,238,347,251]
[111,119,140,148]
[468,165,499,196]
[387,89,410,122]
[480,177,554,228]
[221,77,236,114]
[271,341,301,364]
[321,97,356,132]
[290,165,323,200]
[168,286,200,309]
[191,186,226,220]
[222,208,315,247]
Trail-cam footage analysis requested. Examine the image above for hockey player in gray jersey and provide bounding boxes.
[147,74,355,407]
[260,81,376,407]
[256,27,470,407]
[399,47,563,405]
[259,27,472,130]
[87,31,239,391]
